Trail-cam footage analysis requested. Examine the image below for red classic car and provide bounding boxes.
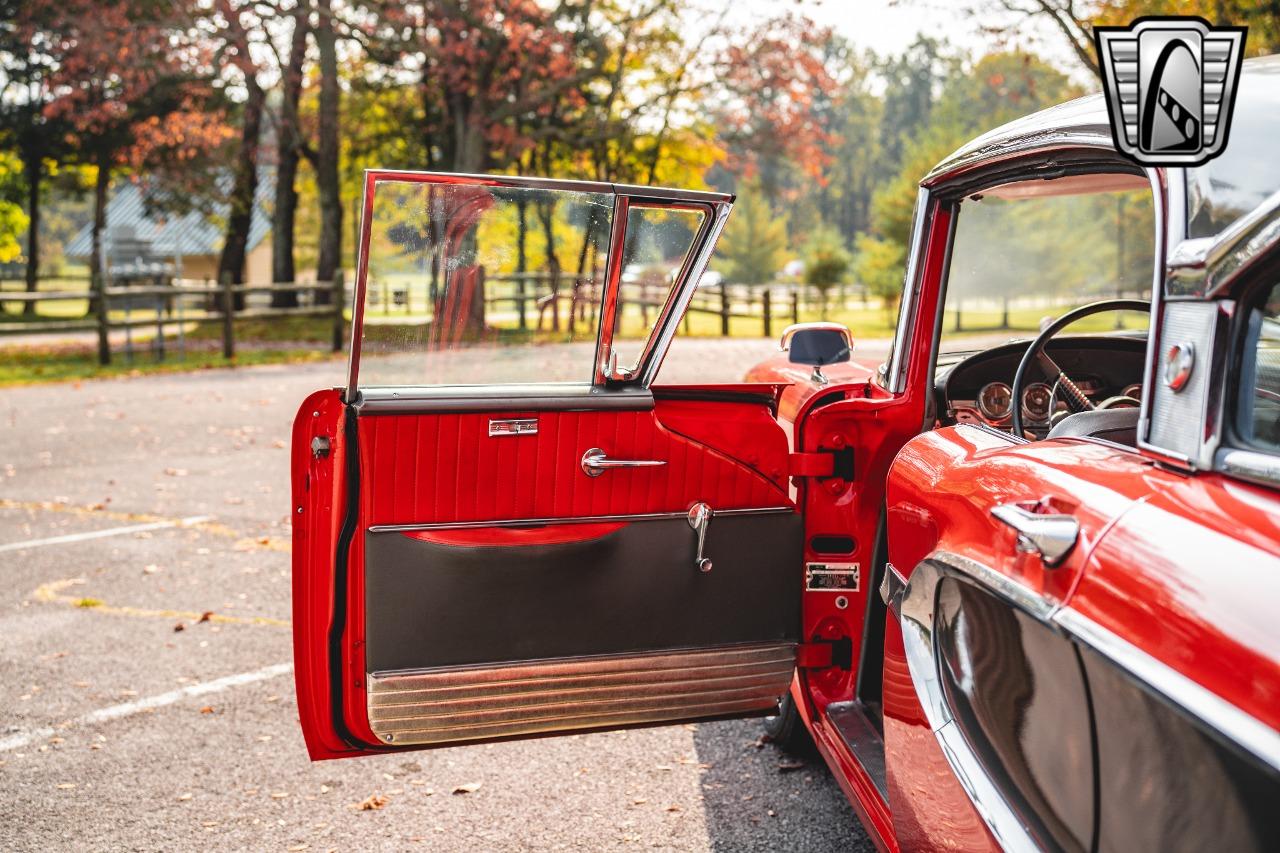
[291,57,1280,851]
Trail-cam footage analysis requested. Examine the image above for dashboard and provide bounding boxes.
[937,336,1148,435]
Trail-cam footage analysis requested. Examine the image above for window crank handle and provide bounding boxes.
[687,502,713,572]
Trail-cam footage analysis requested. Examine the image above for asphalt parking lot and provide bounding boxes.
[0,339,881,852]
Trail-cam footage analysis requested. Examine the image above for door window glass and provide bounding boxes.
[356,179,613,388]
[1238,280,1280,451]
[608,205,707,377]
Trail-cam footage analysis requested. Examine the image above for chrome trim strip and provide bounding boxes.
[896,550,1061,852]
[366,643,794,746]
[1217,448,1280,488]
[593,194,630,384]
[1137,167,1195,468]
[935,722,1042,853]
[366,506,794,534]
[355,384,654,414]
[1053,606,1280,773]
[885,187,931,395]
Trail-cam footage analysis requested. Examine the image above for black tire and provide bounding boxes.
[762,691,815,755]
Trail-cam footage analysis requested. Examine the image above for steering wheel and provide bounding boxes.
[1010,299,1152,439]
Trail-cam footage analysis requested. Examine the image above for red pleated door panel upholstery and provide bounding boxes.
[358,409,791,525]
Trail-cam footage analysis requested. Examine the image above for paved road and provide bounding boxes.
[0,340,881,852]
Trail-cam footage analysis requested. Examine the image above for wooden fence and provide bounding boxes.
[0,273,343,365]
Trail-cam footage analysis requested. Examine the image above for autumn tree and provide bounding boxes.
[44,0,226,344]
[361,0,610,173]
[309,0,343,298]
[857,51,1076,309]
[271,1,311,306]
[0,1,72,314]
[712,14,842,203]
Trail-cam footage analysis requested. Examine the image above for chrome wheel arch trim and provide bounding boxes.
[889,549,1280,842]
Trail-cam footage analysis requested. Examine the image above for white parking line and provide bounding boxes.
[0,515,213,554]
[0,661,292,752]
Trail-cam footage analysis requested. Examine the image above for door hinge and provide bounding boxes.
[789,451,834,478]
[796,637,853,670]
[788,447,854,480]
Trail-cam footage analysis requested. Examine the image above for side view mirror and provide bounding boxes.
[779,322,853,385]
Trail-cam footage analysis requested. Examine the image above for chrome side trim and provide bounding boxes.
[1216,447,1280,489]
[366,506,794,534]
[897,551,1060,852]
[1052,606,1280,773]
[366,643,794,746]
[355,384,654,414]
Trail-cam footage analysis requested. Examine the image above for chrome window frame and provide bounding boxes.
[343,169,732,402]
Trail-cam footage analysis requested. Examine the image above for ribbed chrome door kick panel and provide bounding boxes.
[366,643,795,745]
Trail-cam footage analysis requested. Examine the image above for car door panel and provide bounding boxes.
[883,426,1157,850]
[357,407,791,524]
[293,172,807,759]
[343,400,800,749]
[365,511,800,673]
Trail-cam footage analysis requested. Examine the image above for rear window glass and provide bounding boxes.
[1186,59,1280,240]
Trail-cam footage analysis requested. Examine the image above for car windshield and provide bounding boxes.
[939,181,1155,357]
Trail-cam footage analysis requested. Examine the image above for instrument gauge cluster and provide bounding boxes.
[1021,382,1054,423]
[976,382,1014,422]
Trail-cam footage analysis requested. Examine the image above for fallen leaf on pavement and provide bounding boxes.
[451,782,481,795]
[777,760,806,772]
[666,805,682,812]
[356,794,389,810]
[173,623,185,633]
[177,793,192,801]
[56,783,76,790]
[199,706,214,714]
[198,611,214,623]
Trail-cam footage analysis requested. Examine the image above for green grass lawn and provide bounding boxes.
[0,345,336,386]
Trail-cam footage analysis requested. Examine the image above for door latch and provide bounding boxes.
[311,435,331,459]
[687,502,713,572]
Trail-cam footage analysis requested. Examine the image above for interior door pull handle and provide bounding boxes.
[991,503,1079,567]
[687,502,713,573]
[580,448,666,477]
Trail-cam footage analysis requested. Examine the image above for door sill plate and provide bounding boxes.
[367,643,795,746]
[825,700,889,802]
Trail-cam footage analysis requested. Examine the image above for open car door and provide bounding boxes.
[291,172,802,759]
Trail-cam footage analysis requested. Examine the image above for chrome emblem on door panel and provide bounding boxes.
[488,418,538,437]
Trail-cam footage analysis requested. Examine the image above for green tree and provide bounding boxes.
[716,181,787,285]
[802,224,852,317]
[864,51,1079,304]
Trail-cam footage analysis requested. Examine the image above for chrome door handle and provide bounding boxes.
[991,503,1079,567]
[687,502,713,572]
[580,447,667,478]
